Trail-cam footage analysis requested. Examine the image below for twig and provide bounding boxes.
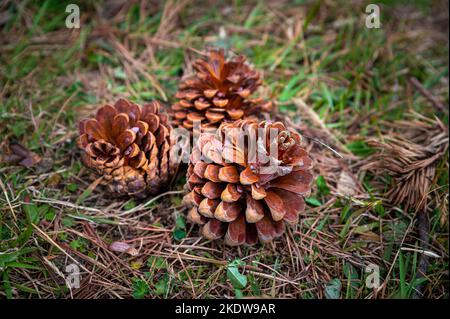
[293,98,351,155]
[302,134,344,158]
[120,190,185,215]
[0,178,17,222]
[33,198,103,213]
[412,212,431,299]
[32,224,92,274]
[409,77,447,113]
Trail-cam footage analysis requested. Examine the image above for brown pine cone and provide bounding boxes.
[77,98,175,197]
[184,119,314,245]
[170,48,273,132]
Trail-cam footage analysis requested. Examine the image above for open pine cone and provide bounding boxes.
[184,119,314,245]
[170,48,273,132]
[77,98,175,197]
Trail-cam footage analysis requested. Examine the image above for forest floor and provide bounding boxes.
[0,0,448,299]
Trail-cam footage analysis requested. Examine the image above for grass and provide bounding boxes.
[0,0,448,299]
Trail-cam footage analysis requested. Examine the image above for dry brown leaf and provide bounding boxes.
[0,141,41,168]
[109,241,139,256]
[337,171,357,196]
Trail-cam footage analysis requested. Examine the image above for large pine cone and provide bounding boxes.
[184,119,314,245]
[77,98,175,197]
[170,48,273,132]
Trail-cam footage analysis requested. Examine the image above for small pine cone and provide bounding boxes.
[184,119,314,245]
[170,48,273,132]
[77,98,175,197]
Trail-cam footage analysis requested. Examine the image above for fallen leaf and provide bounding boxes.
[356,231,381,242]
[0,142,41,168]
[324,278,341,299]
[130,261,143,270]
[109,241,139,256]
[337,171,357,196]
[47,174,62,187]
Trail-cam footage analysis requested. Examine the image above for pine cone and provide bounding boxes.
[77,98,175,197]
[170,48,272,132]
[184,119,314,245]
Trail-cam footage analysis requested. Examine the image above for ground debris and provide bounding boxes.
[361,112,449,212]
[0,141,41,168]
